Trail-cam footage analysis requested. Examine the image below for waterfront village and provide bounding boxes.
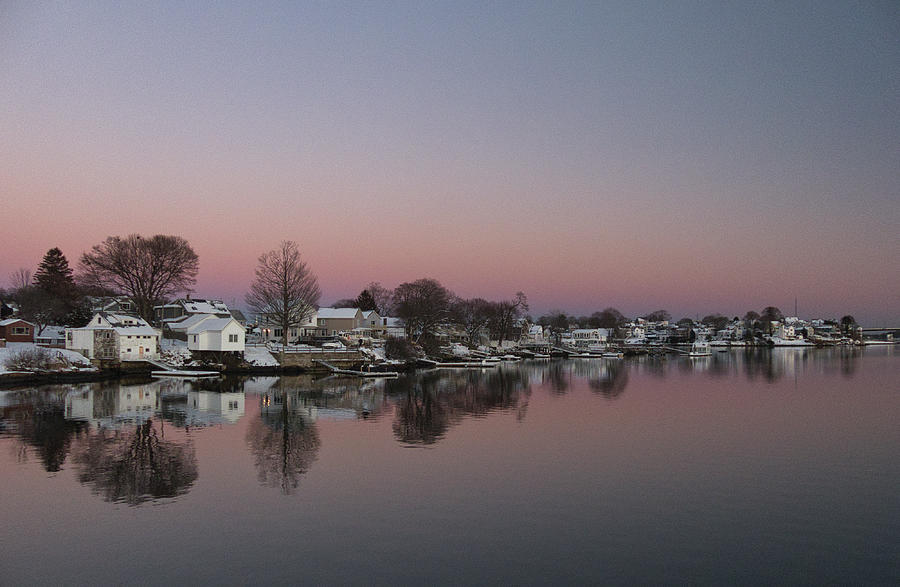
[0,290,894,383]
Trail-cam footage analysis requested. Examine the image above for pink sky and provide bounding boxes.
[1,2,898,324]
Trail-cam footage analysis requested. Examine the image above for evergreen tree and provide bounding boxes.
[33,248,76,296]
[355,289,377,312]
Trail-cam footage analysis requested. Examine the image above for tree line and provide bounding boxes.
[3,235,860,343]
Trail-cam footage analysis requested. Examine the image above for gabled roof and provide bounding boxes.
[35,326,67,339]
[167,313,218,332]
[74,312,158,337]
[187,317,241,334]
[0,318,34,327]
[317,307,362,319]
[362,310,380,319]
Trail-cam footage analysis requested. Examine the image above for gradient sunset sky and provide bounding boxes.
[1,1,898,324]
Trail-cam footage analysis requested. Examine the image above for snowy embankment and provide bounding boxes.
[244,344,279,367]
[0,342,94,375]
[160,338,194,367]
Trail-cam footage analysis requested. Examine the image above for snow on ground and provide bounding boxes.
[0,342,94,374]
[244,344,279,367]
[160,338,194,367]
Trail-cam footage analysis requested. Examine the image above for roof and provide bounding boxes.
[317,307,361,319]
[167,313,218,332]
[35,326,67,339]
[187,317,240,334]
[362,310,380,319]
[0,318,33,327]
[72,312,159,337]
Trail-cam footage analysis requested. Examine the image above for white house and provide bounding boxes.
[186,316,245,352]
[66,312,160,361]
[571,328,611,347]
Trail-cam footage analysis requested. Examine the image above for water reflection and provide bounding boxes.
[248,384,320,494]
[72,418,197,505]
[388,367,532,446]
[0,347,890,506]
[2,389,87,472]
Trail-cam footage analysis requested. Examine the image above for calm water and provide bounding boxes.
[1,347,898,585]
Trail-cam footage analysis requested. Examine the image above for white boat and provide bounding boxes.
[688,341,711,357]
[709,340,729,347]
[602,352,624,359]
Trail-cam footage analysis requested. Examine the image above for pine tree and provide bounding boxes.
[355,289,377,312]
[33,247,75,296]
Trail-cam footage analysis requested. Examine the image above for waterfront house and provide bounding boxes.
[571,328,611,348]
[66,312,160,361]
[255,311,324,344]
[0,318,35,343]
[317,307,364,336]
[186,316,246,353]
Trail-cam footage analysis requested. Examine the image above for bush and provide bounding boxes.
[384,337,419,361]
[3,347,65,371]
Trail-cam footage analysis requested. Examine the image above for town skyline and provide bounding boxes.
[2,2,898,324]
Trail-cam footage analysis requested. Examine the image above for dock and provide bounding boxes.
[312,359,399,378]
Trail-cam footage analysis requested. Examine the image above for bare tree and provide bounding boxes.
[366,282,394,315]
[392,278,452,342]
[78,234,199,322]
[245,241,321,363]
[487,292,528,347]
[452,297,493,346]
[9,268,32,290]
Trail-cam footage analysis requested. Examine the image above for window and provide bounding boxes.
[13,327,29,335]
[274,329,283,337]
[228,334,238,343]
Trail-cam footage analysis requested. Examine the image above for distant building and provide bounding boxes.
[154,297,231,324]
[35,326,67,348]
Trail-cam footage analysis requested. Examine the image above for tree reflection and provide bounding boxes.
[2,391,87,472]
[246,390,320,494]
[587,361,629,399]
[73,419,198,505]
[390,367,531,446]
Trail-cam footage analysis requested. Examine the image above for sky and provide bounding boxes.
[1,1,898,325]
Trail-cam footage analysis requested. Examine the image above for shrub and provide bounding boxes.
[384,336,419,361]
[3,347,57,371]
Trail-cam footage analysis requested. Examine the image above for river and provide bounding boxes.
[1,346,898,584]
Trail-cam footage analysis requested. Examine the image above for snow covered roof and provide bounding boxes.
[0,318,33,326]
[383,317,403,327]
[167,313,218,332]
[317,307,361,319]
[362,310,379,319]
[187,317,240,334]
[181,299,230,314]
[73,312,159,337]
[35,326,66,339]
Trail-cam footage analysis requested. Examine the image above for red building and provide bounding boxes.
[0,319,35,343]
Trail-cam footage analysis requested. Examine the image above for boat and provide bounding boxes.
[152,370,220,378]
[602,352,624,359]
[688,341,711,357]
